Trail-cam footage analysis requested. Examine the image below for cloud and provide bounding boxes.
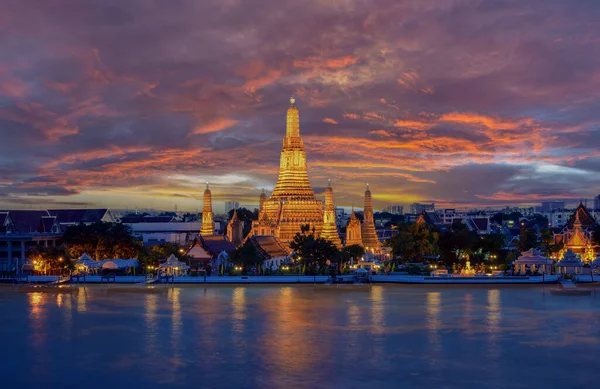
[1,0,599,211]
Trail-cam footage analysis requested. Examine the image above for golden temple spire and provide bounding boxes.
[361,183,380,252]
[200,181,214,236]
[321,180,341,247]
[286,96,300,138]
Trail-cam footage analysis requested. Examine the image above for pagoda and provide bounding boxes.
[226,208,244,247]
[320,180,342,247]
[361,184,381,252]
[345,207,363,247]
[200,182,215,236]
[252,97,324,242]
[554,203,599,263]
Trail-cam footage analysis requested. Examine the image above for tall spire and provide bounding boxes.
[361,183,380,252]
[272,97,316,199]
[321,180,341,247]
[200,182,214,236]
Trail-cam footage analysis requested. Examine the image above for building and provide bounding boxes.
[554,204,599,263]
[541,201,566,213]
[320,181,342,247]
[225,201,240,214]
[186,235,235,268]
[250,98,325,243]
[411,203,435,214]
[594,194,600,211]
[48,209,115,228]
[247,235,291,270]
[0,210,63,272]
[361,184,381,253]
[345,208,362,247]
[200,183,215,236]
[123,221,201,246]
[226,209,244,247]
[416,210,447,233]
[384,204,403,215]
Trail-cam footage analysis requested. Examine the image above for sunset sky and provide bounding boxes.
[1,0,600,213]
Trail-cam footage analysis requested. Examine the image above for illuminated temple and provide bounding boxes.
[252,97,326,243]
[249,97,382,252]
[555,204,599,263]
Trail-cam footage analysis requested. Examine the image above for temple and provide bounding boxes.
[251,98,325,243]
[345,207,363,247]
[361,184,381,253]
[200,182,215,236]
[320,180,342,247]
[554,203,599,263]
[226,208,244,247]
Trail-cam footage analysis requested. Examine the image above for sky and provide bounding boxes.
[1,0,600,213]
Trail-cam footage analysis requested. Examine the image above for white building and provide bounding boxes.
[124,222,202,245]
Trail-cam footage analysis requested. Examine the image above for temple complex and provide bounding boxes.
[320,180,342,247]
[361,184,381,253]
[555,203,599,263]
[200,183,215,236]
[251,98,324,243]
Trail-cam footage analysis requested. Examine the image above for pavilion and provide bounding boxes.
[512,248,554,275]
[556,249,585,275]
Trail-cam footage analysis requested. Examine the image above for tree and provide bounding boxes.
[342,244,365,262]
[30,245,73,274]
[388,223,438,262]
[290,225,339,274]
[138,242,190,268]
[593,226,600,246]
[518,224,538,252]
[438,227,478,265]
[62,222,140,260]
[227,207,256,237]
[230,241,263,274]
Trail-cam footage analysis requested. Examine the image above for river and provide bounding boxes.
[1,285,599,388]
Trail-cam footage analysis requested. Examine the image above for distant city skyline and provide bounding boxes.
[1,1,600,211]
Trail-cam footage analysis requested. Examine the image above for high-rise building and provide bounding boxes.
[225,201,239,214]
[411,203,435,214]
[594,195,600,211]
[541,201,565,212]
[384,204,403,215]
[200,183,215,236]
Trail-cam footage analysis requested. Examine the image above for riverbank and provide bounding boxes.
[3,273,595,285]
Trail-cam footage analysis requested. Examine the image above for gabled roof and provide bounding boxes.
[197,235,235,257]
[0,210,51,233]
[48,209,110,224]
[472,218,489,232]
[417,210,447,232]
[39,216,61,233]
[565,204,598,229]
[249,235,290,259]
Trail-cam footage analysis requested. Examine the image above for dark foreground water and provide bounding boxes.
[1,285,600,389]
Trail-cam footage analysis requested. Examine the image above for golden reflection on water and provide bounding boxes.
[76,288,87,312]
[463,293,473,331]
[28,292,46,350]
[487,289,501,364]
[144,293,158,356]
[426,292,442,356]
[260,287,319,388]
[370,286,385,334]
[232,287,246,334]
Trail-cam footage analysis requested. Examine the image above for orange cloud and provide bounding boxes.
[192,118,238,135]
[343,112,360,120]
[323,117,338,124]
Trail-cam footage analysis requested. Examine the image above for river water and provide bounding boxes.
[1,285,599,389]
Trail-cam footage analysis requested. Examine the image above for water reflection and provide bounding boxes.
[426,292,442,362]
[76,288,87,312]
[463,293,473,332]
[370,286,385,334]
[487,289,501,366]
[144,293,158,357]
[232,287,246,334]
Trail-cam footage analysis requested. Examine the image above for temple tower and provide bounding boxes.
[226,208,244,247]
[320,180,341,247]
[345,206,363,247]
[200,182,215,236]
[361,184,381,252]
[253,97,324,242]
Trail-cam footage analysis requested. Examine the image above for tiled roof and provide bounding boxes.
[48,209,109,224]
[39,216,60,233]
[198,235,235,257]
[249,235,290,259]
[0,210,51,233]
[121,216,175,223]
[565,204,598,229]
[472,218,489,231]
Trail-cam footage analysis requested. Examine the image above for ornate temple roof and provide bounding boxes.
[249,235,290,259]
[564,204,598,230]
